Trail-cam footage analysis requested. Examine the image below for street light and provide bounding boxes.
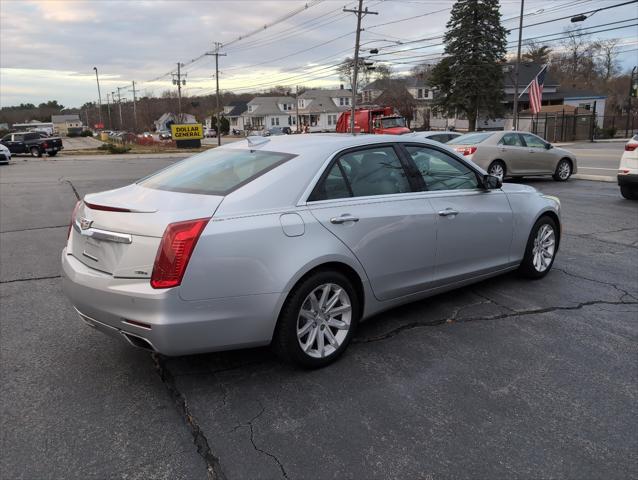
[93,67,103,127]
[570,14,588,22]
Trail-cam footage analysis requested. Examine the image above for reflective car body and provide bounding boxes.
[448,131,577,180]
[62,133,561,357]
[0,143,11,163]
[618,135,638,199]
[419,131,463,143]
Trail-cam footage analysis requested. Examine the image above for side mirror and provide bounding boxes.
[545,143,552,150]
[483,174,502,190]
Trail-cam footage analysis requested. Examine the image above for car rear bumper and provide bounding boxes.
[61,250,282,355]
[618,173,638,187]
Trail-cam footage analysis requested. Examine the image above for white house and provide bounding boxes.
[297,88,352,132]
[154,112,197,132]
[221,101,248,132]
[242,96,297,132]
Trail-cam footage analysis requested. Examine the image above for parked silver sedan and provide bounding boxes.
[62,134,561,367]
[447,131,577,181]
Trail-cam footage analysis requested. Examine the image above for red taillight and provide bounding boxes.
[67,200,81,239]
[455,146,477,156]
[85,201,131,212]
[151,218,210,289]
[43,141,48,149]
[625,143,637,151]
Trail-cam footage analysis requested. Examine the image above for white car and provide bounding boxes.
[618,135,638,200]
[0,143,11,164]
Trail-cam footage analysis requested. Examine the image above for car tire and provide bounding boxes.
[48,151,58,157]
[30,147,42,158]
[620,185,638,200]
[272,270,359,368]
[518,215,559,279]
[553,158,572,181]
[488,160,506,180]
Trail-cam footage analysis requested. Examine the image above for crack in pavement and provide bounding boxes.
[553,266,638,302]
[0,274,61,284]
[152,354,226,480]
[0,225,67,234]
[563,232,638,250]
[231,404,289,479]
[63,179,81,200]
[354,299,638,344]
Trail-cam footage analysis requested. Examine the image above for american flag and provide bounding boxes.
[527,65,548,114]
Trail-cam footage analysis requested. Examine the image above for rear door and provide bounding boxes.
[496,132,529,174]
[307,144,439,301]
[521,133,555,173]
[400,144,513,284]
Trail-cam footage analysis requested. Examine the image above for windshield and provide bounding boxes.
[380,117,406,128]
[138,148,296,195]
[448,132,493,145]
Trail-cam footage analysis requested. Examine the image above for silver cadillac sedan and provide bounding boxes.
[62,134,561,368]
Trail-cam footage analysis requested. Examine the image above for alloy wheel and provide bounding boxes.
[296,283,352,359]
[532,224,555,272]
[558,161,571,180]
[489,163,504,180]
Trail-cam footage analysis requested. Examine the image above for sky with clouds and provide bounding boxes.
[1,0,636,108]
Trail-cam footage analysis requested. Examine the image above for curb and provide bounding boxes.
[572,174,615,183]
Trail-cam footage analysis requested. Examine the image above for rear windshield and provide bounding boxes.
[447,132,493,145]
[138,148,296,195]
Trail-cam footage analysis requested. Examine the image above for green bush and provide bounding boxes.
[80,130,93,137]
[67,131,80,137]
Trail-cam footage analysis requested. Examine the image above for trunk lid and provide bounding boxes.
[68,184,223,277]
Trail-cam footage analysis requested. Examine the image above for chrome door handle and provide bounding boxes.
[438,208,459,217]
[330,215,359,224]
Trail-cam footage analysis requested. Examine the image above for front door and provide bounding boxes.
[521,133,555,174]
[307,145,438,301]
[401,144,514,284]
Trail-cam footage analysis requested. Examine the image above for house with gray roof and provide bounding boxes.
[241,96,296,132]
[51,114,82,135]
[222,101,248,132]
[297,88,352,132]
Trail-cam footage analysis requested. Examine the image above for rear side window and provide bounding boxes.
[138,148,296,195]
[499,133,523,146]
[448,132,493,145]
[310,146,411,201]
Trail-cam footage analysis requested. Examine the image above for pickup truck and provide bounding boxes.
[0,131,64,157]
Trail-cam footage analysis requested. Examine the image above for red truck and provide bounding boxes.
[335,107,410,135]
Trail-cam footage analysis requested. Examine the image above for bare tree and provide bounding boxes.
[596,38,620,82]
[337,57,371,90]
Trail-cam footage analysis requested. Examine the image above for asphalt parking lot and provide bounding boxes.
[1,153,637,479]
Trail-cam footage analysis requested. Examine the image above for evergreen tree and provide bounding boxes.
[430,0,507,131]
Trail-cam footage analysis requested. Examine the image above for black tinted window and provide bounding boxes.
[139,148,296,195]
[310,146,411,200]
[405,146,479,191]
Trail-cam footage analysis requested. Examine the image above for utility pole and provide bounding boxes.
[93,67,103,127]
[512,0,525,131]
[206,42,227,146]
[627,66,637,137]
[106,93,112,130]
[295,85,300,133]
[172,63,186,121]
[129,81,138,132]
[344,0,378,135]
[115,86,125,129]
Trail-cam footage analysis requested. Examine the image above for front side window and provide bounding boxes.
[405,145,479,191]
[521,133,546,149]
[139,149,296,196]
[380,117,406,128]
[310,146,411,201]
[499,133,523,147]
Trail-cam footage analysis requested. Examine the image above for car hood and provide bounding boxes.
[500,183,538,194]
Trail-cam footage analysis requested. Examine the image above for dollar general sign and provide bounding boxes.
[171,124,203,139]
